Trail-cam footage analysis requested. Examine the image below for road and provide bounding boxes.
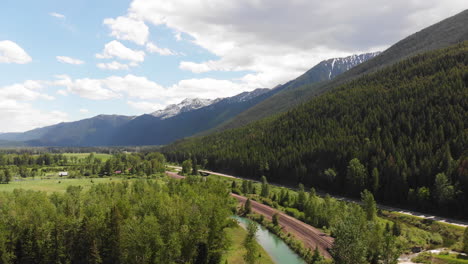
[165,171,334,258]
[167,165,468,228]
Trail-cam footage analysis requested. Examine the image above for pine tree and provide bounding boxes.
[244,199,252,215]
[260,176,269,198]
[361,190,377,221]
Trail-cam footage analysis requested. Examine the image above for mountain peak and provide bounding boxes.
[322,52,381,80]
[151,98,217,119]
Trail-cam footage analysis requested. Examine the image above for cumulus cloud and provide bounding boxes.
[103,16,149,45]
[79,108,89,113]
[49,12,65,19]
[56,56,84,65]
[146,42,176,56]
[126,0,466,88]
[0,80,54,101]
[52,74,254,108]
[0,40,32,64]
[96,40,145,62]
[0,80,65,132]
[97,61,135,70]
[0,99,68,132]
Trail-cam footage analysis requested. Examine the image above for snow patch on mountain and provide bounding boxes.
[151,98,218,119]
[325,52,381,80]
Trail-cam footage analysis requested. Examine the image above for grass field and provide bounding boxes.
[223,224,275,264]
[0,177,126,193]
[62,153,112,161]
[412,252,468,264]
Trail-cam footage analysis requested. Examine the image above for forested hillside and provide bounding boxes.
[164,42,468,218]
[218,9,468,131]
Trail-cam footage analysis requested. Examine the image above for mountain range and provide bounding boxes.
[0,51,379,146]
[162,9,468,217]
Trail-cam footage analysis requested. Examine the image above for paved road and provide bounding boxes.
[166,171,334,258]
[167,165,468,228]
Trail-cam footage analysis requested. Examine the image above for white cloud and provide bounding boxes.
[53,74,163,100]
[49,12,65,19]
[53,75,121,100]
[0,80,65,132]
[56,56,84,65]
[0,99,68,132]
[127,0,467,88]
[97,61,134,70]
[0,80,54,101]
[146,42,176,56]
[52,74,253,106]
[96,40,145,62]
[79,108,89,113]
[0,40,32,64]
[103,16,149,45]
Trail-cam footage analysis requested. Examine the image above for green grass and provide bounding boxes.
[382,211,465,250]
[62,153,112,161]
[412,252,468,264]
[0,177,126,193]
[223,224,275,264]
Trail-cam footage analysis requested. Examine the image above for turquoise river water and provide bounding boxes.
[233,216,306,264]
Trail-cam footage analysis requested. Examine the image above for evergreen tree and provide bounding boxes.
[260,176,269,198]
[297,183,307,211]
[244,199,252,215]
[361,190,377,221]
[192,157,199,175]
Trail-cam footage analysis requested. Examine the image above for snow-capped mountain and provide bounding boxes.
[323,52,381,80]
[151,98,219,119]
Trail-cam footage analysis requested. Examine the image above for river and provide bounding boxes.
[233,216,306,264]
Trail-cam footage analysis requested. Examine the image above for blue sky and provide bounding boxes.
[0,0,465,132]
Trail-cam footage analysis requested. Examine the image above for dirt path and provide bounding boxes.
[166,171,334,259]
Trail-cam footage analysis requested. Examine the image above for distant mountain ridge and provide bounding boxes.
[214,51,381,131]
[0,51,379,146]
[216,9,468,131]
[152,98,219,119]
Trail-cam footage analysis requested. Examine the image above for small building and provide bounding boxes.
[114,170,122,174]
[58,172,68,177]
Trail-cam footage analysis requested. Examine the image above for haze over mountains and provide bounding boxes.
[0,51,380,146]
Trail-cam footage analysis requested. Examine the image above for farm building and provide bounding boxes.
[58,172,68,177]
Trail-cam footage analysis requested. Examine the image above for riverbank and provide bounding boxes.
[223,223,275,264]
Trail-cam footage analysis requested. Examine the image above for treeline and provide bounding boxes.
[0,152,166,179]
[0,178,233,263]
[0,146,162,155]
[164,42,468,218]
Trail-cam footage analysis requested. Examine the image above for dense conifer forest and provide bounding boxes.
[164,42,468,218]
[0,177,233,263]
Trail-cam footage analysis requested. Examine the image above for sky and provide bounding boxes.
[0,0,466,132]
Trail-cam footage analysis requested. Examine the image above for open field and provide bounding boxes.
[223,224,275,264]
[62,152,112,161]
[0,177,127,193]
